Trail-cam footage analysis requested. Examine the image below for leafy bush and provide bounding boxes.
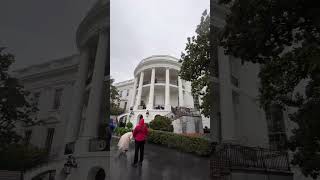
[114,127,131,136]
[126,121,133,129]
[149,115,173,132]
[147,129,212,156]
[0,143,48,171]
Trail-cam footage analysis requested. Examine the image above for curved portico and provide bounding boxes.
[128,55,194,124]
[64,0,109,153]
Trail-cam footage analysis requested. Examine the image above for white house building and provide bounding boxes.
[14,0,110,180]
[9,0,312,179]
[113,55,204,128]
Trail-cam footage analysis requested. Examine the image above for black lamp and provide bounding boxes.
[63,155,78,175]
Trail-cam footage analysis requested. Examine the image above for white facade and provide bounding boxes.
[14,55,79,159]
[114,55,196,126]
[15,0,110,180]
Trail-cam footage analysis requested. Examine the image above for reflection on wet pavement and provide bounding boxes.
[110,137,210,180]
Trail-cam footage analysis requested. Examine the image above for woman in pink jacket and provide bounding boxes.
[132,115,148,167]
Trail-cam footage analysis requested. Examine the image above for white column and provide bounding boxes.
[218,46,235,142]
[64,49,89,143]
[81,32,108,139]
[130,77,138,108]
[165,67,170,110]
[178,76,184,107]
[147,68,155,109]
[134,71,144,110]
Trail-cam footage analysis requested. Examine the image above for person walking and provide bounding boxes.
[132,115,148,167]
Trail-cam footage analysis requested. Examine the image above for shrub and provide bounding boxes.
[147,129,212,156]
[114,127,131,136]
[0,143,48,171]
[149,115,173,132]
[126,121,133,129]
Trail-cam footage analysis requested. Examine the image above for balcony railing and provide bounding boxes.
[210,144,290,176]
[143,81,150,85]
[155,79,165,84]
[170,80,178,86]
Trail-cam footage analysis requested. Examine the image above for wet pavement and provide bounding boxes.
[109,137,211,180]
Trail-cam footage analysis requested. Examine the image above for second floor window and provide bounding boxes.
[24,130,32,145]
[45,128,55,153]
[126,89,129,96]
[53,88,63,110]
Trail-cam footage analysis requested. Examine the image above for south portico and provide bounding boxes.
[116,55,195,126]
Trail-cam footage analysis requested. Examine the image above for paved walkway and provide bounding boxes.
[109,137,211,180]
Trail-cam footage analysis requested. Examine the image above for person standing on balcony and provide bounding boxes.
[132,115,148,167]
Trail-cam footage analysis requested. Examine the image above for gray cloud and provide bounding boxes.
[0,0,95,70]
[111,0,209,83]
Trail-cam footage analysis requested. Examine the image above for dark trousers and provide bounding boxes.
[133,140,145,164]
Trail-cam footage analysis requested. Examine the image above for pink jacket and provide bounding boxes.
[133,119,148,141]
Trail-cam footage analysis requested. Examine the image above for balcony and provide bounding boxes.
[143,81,150,85]
[210,144,291,176]
[155,79,165,84]
[170,80,178,86]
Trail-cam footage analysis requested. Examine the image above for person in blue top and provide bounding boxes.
[109,119,116,133]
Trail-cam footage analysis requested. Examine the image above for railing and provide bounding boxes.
[155,79,165,84]
[210,144,291,176]
[170,80,178,86]
[154,105,165,110]
[171,106,201,119]
[143,81,150,85]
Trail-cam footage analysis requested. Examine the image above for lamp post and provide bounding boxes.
[63,155,78,175]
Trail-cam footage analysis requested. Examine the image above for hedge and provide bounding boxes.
[149,115,173,132]
[114,127,132,136]
[147,129,212,156]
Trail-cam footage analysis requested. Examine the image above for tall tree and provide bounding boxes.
[0,48,38,148]
[108,78,124,116]
[179,10,212,117]
[219,0,320,178]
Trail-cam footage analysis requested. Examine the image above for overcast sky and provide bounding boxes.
[111,0,209,83]
[1,0,209,81]
[0,0,95,70]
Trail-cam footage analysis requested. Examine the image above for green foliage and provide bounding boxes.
[106,78,124,116]
[219,0,320,178]
[110,104,124,116]
[147,129,212,156]
[179,10,214,117]
[149,115,173,132]
[0,143,48,171]
[126,121,133,129]
[114,127,131,136]
[0,48,38,148]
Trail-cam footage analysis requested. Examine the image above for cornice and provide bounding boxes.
[114,79,134,87]
[76,0,109,49]
[13,55,79,79]
[134,55,181,76]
